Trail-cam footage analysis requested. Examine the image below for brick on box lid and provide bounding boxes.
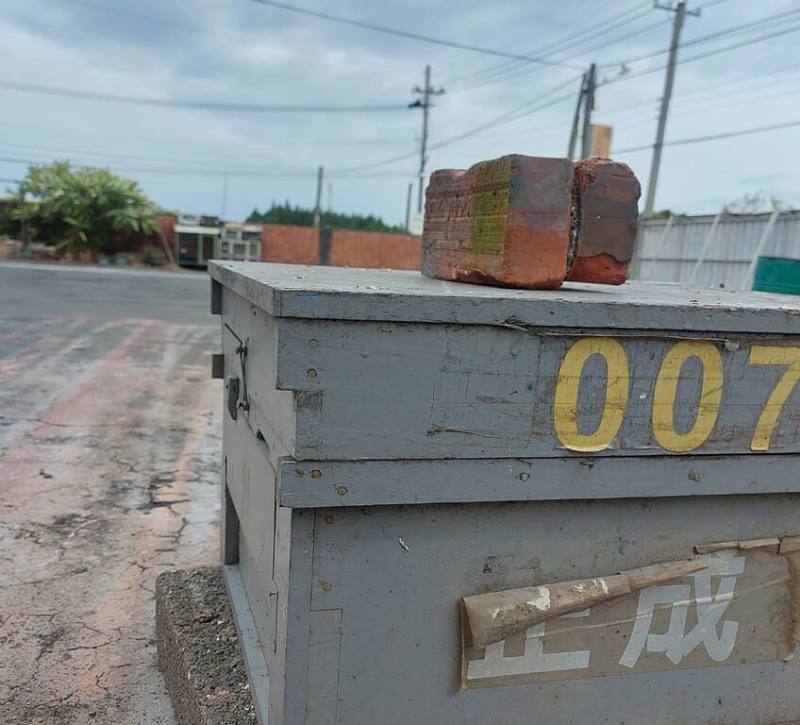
[421,154,640,289]
[567,157,641,285]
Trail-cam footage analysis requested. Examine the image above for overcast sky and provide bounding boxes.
[1,0,798,224]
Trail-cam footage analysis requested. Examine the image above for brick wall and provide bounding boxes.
[261,224,319,265]
[330,230,420,270]
[260,224,421,270]
[159,215,177,258]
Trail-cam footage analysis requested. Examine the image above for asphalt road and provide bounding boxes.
[0,262,213,324]
[0,262,222,724]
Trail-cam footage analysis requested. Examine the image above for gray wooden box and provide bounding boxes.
[210,261,800,725]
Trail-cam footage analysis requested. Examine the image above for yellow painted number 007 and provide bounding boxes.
[554,338,800,454]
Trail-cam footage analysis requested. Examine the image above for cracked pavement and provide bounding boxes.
[0,263,221,724]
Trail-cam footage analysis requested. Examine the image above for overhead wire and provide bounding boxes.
[0,79,409,113]
[449,0,746,93]
[613,118,800,154]
[695,0,737,9]
[63,0,253,44]
[599,6,800,69]
[603,21,800,86]
[594,69,800,133]
[3,0,790,191]
[605,81,800,135]
[595,61,800,121]
[332,74,582,175]
[451,14,669,94]
[0,150,416,179]
[250,0,583,70]
[445,1,653,91]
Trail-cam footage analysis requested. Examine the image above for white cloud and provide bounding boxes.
[1,0,798,221]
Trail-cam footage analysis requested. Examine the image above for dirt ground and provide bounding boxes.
[0,263,221,724]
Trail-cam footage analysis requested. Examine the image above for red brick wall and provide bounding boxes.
[261,224,319,264]
[330,230,420,270]
[259,223,421,270]
[158,215,177,258]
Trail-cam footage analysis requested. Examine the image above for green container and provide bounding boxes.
[753,256,800,296]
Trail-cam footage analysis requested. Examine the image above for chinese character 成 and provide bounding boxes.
[619,551,744,668]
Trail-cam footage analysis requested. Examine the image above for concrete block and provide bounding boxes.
[421,154,640,289]
[156,567,258,725]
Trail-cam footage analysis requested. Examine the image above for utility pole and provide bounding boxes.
[567,72,587,160]
[405,182,413,232]
[411,65,445,214]
[313,165,324,227]
[220,172,229,221]
[644,1,699,216]
[580,63,597,160]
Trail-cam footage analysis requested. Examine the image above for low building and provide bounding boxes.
[174,214,221,267]
[218,222,261,261]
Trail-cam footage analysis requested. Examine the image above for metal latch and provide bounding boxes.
[223,323,250,418]
[226,376,240,420]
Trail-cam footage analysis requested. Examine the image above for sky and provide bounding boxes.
[0,0,798,225]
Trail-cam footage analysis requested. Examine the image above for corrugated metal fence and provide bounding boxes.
[634,210,800,289]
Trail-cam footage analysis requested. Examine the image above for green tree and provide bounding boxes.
[8,162,159,256]
[247,201,406,234]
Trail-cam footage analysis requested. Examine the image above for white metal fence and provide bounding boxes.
[633,210,800,290]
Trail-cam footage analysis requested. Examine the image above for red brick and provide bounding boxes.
[421,154,641,289]
[421,155,575,289]
[566,158,640,285]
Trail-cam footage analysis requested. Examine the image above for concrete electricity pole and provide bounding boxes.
[567,72,587,160]
[580,63,597,160]
[411,65,445,214]
[220,172,229,221]
[405,182,413,232]
[313,165,324,228]
[643,1,699,216]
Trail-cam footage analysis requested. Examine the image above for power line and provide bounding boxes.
[0,151,417,179]
[63,0,251,44]
[696,0,736,9]
[444,0,748,95]
[596,61,800,121]
[0,117,408,148]
[451,15,668,94]
[249,0,583,70]
[0,141,313,171]
[0,79,409,113]
[605,21,800,86]
[614,118,800,154]
[600,6,800,69]
[434,87,577,150]
[603,73,800,129]
[445,2,653,91]
[333,74,582,175]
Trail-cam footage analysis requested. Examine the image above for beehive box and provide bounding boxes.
[209,260,800,725]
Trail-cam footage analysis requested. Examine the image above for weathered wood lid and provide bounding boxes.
[209,261,800,334]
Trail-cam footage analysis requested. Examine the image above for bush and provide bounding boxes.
[7,162,159,257]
